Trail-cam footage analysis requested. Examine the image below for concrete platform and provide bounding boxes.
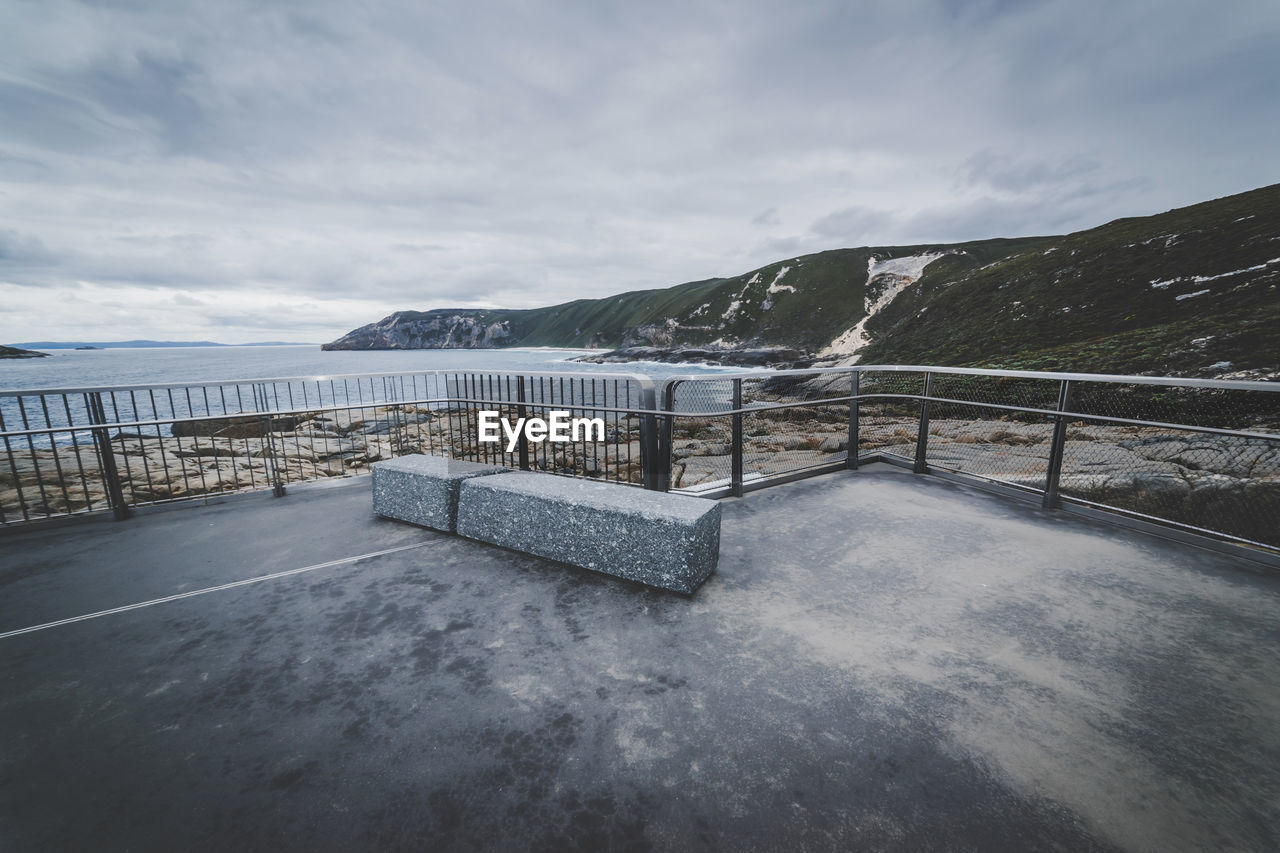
[2,465,1278,851]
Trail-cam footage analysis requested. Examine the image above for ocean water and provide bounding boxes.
[0,346,742,445]
[0,345,737,392]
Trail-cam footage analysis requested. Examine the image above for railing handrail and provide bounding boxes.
[4,364,1276,398]
[0,393,661,440]
[4,365,1276,440]
[5,390,1278,444]
[2,362,1277,556]
[0,368,656,398]
[659,364,1280,393]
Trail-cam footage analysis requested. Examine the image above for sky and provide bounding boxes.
[1,0,1277,344]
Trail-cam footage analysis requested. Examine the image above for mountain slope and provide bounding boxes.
[324,237,1045,354]
[857,183,1280,376]
[325,182,1280,377]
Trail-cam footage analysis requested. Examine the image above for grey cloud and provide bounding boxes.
[0,229,58,265]
[962,151,1102,193]
[751,208,780,227]
[809,207,896,244]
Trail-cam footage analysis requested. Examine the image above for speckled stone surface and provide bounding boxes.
[371,455,507,532]
[456,472,721,594]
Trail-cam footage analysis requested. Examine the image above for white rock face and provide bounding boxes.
[766,266,794,295]
[819,252,949,360]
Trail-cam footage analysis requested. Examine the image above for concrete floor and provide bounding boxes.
[1,465,1278,852]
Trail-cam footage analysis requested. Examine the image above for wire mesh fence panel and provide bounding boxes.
[743,372,851,475]
[743,371,851,406]
[669,416,733,492]
[742,402,849,476]
[854,370,926,463]
[920,372,1060,491]
[918,409,1055,491]
[1057,418,1280,548]
[666,372,854,492]
[928,373,1061,415]
[667,377,734,492]
[1051,379,1280,547]
[1068,381,1276,432]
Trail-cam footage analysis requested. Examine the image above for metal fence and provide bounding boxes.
[3,366,1277,556]
[662,365,1280,553]
[0,370,658,524]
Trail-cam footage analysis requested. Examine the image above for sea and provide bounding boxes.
[0,344,739,391]
[0,345,742,445]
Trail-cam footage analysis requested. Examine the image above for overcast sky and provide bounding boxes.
[1,0,1277,343]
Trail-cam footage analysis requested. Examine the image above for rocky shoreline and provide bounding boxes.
[1,404,1275,547]
[573,346,814,369]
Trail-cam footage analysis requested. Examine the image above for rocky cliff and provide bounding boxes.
[322,310,526,350]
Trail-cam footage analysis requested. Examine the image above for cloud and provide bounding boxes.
[0,0,1277,342]
[751,208,781,227]
[0,229,59,265]
[808,206,895,244]
[962,151,1102,194]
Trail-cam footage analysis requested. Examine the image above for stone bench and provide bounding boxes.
[371,455,507,533]
[456,472,721,594]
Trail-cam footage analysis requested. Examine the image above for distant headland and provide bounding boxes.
[0,345,50,359]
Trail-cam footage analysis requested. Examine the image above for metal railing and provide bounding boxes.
[3,366,1277,557]
[661,365,1280,554]
[1,370,659,524]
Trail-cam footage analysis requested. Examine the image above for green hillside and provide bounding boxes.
[326,182,1280,378]
[860,183,1280,376]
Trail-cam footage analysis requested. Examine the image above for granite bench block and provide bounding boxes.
[456,472,721,594]
[371,455,508,533]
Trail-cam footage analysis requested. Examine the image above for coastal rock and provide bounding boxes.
[574,346,812,369]
[0,345,49,359]
[170,414,310,438]
[322,311,517,350]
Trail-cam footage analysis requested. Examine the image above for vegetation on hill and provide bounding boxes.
[859,183,1280,376]
[0,345,49,359]
[325,183,1280,378]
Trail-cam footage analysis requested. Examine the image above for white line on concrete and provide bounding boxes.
[0,541,433,641]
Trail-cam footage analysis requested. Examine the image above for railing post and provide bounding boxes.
[653,382,676,492]
[731,378,744,497]
[516,376,531,471]
[1043,379,1071,509]
[846,370,860,470]
[384,376,406,458]
[85,392,130,520]
[913,372,933,474]
[257,384,286,497]
[639,383,660,490]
